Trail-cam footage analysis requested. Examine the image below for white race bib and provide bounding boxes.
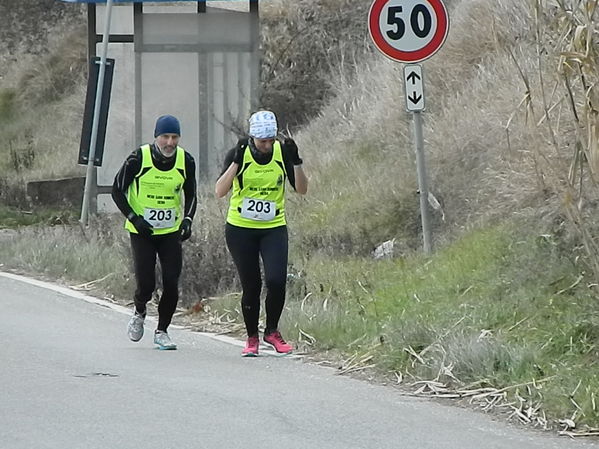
[240,197,276,221]
[143,208,176,229]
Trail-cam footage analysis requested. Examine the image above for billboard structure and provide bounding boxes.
[62,1,259,214]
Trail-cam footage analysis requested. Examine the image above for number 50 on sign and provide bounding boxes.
[368,0,449,63]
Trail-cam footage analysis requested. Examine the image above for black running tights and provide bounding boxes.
[130,232,182,332]
[225,224,288,337]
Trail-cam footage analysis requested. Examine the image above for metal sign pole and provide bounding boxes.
[369,0,448,254]
[412,110,432,254]
[80,0,114,226]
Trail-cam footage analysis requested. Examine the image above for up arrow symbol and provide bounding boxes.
[406,71,421,85]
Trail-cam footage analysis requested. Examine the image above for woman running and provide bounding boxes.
[215,110,308,356]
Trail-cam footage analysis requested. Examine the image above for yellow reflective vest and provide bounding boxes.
[125,144,186,235]
[227,141,287,229]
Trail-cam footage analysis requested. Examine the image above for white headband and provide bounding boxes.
[249,110,278,139]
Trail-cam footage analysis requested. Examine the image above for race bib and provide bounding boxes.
[143,208,176,229]
[240,197,276,221]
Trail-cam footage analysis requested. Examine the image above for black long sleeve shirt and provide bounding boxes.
[112,144,197,221]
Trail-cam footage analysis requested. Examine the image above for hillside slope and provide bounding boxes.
[0,0,84,79]
[293,0,599,261]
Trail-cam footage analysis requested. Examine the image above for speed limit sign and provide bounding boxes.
[368,0,449,63]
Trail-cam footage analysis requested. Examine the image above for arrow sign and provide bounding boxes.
[403,64,424,112]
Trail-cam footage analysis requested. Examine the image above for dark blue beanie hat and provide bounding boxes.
[154,115,181,137]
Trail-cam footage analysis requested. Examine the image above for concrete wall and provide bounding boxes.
[27,177,85,208]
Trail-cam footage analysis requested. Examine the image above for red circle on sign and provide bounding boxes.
[368,0,449,63]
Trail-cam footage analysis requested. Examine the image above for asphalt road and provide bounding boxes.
[1,272,598,449]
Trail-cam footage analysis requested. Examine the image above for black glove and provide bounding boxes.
[179,217,192,242]
[129,214,153,237]
[284,138,303,165]
[232,144,246,165]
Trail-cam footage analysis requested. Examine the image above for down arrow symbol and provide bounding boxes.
[408,92,422,104]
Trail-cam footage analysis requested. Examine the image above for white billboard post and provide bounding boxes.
[80,0,114,226]
[368,0,449,254]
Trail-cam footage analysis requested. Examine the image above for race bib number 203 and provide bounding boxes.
[143,208,176,229]
[240,197,276,221]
